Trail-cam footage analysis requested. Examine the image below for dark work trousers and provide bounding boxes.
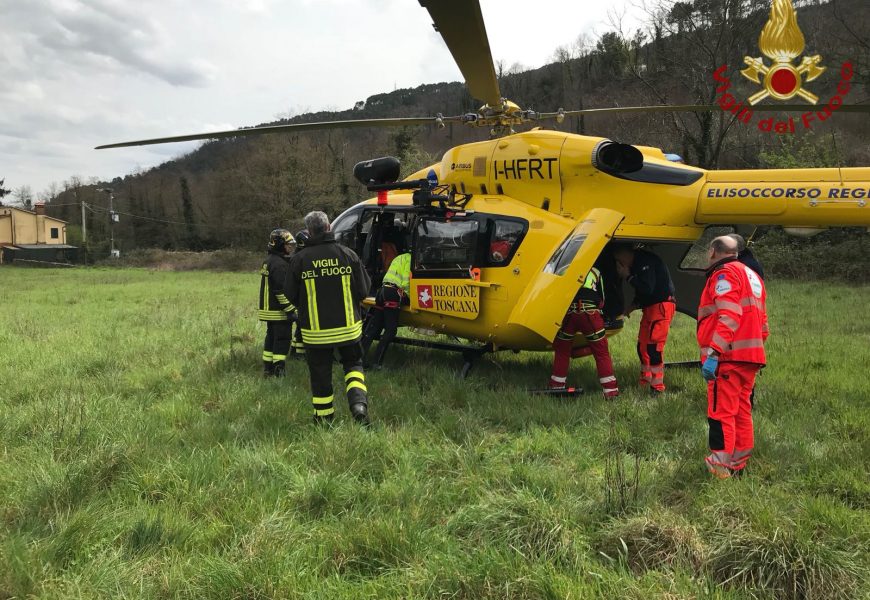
[361,285,405,366]
[305,342,368,418]
[263,320,291,373]
[290,320,305,356]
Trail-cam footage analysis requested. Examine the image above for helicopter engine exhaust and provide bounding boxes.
[591,141,644,175]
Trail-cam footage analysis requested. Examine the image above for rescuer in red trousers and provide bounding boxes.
[549,263,619,399]
[614,245,676,394]
[697,236,769,478]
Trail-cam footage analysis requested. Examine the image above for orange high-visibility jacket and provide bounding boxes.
[697,258,769,364]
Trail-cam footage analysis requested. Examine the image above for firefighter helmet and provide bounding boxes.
[268,228,295,252]
[295,229,311,250]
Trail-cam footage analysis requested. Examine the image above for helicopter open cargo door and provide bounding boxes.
[506,208,624,343]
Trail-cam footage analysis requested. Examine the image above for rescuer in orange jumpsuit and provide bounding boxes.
[614,245,676,394]
[697,236,769,478]
[548,262,619,399]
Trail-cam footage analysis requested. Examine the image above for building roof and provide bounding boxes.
[3,244,78,250]
[0,205,68,224]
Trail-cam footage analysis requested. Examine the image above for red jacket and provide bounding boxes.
[697,258,769,364]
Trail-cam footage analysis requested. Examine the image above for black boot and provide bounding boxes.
[350,402,370,427]
[263,361,275,378]
[313,413,335,426]
[273,361,286,377]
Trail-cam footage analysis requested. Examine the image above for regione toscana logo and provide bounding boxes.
[712,0,853,134]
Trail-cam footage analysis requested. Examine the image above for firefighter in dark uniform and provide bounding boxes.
[258,229,296,377]
[287,211,372,425]
[289,229,311,359]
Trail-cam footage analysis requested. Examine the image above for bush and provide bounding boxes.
[99,248,262,272]
[752,228,870,282]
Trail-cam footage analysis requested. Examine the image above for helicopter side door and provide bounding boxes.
[506,208,625,342]
[409,216,482,320]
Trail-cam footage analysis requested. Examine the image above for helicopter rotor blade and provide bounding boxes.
[419,0,501,109]
[95,116,456,149]
[536,103,870,120]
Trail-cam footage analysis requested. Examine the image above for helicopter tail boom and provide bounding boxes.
[697,167,870,227]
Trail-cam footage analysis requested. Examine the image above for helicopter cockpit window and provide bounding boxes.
[544,233,589,276]
[414,219,478,273]
[680,225,736,270]
[486,219,526,266]
[333,208,362,251]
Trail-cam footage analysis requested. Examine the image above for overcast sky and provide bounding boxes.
[0,0,645,196]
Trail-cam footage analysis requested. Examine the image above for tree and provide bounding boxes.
[0,178,10,205]
[179,176,200,249]
[13,186,33,210]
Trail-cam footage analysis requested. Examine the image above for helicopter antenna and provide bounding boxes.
[830,130,844,187]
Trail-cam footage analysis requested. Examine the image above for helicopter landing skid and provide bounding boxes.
[665,360,702,368]
[529,387,585,397]
[388,336,493,378]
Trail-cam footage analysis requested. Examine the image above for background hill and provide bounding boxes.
[27,0,870,254]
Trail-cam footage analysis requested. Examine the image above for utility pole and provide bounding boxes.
[79,191,86,245]
[98,188,118,258]
[77,189,87,264]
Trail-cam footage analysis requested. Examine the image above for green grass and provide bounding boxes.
[0,267,868,599]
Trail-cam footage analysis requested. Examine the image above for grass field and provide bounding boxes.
[0,267,868,599]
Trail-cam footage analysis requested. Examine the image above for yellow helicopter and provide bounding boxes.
[99,0,870,374]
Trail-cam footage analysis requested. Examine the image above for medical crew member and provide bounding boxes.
[614,245,676,394]
[361,252,411,368]
[549,260,619,399]
[698,236,769,478]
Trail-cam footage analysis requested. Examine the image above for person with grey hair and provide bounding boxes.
[728,233,765,280]
[287,211,372,425]
[697,235,769,478]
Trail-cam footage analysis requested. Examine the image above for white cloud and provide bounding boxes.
[0,0,647,192]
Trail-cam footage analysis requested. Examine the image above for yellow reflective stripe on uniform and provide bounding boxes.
[262,277,269,311]
[305,279,319,329]
[283,304,296,312]
[342,274,354,327]
[346,381,368,393]
[313,394,335,417]
[383,254,411,292]
[258,310,289,320]
[276,294,290,303]
[272,354,287,362]
[301,322,363,345]
[262,351,273,360]
[582,266,601,290]
[302,322,362,339]
[345,371,365,382]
